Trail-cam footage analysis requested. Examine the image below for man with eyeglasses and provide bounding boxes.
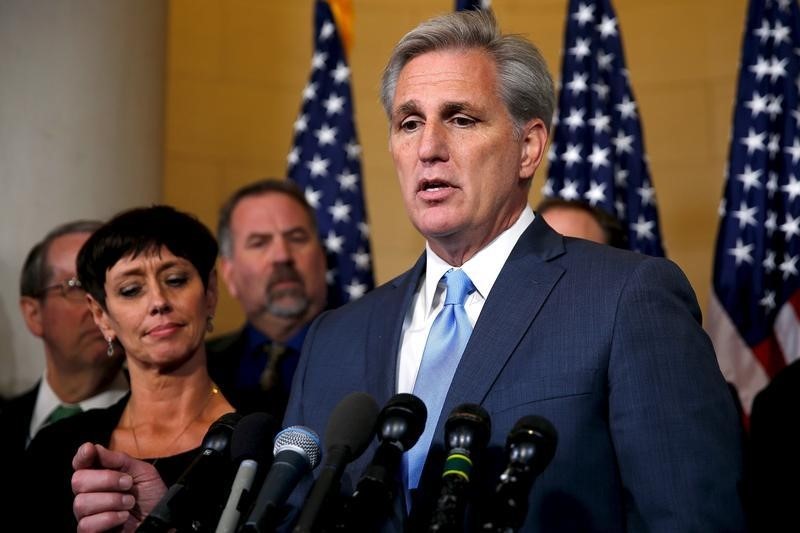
[0,221,128,458]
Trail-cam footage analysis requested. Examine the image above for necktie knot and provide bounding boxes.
[45,404,83,425]
[442,268,474,306]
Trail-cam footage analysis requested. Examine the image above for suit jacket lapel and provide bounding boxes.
[364,253,427,403]
[440,216,567,433]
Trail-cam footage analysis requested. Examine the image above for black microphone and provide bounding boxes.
[136,412,242,533]
[338,393,427,532]
[292,391,380,533]
[214,412,278,533]
[480,415,557,532]
[427,403,491,533]
[240,426,323,532]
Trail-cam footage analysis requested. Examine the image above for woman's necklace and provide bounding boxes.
[128,383,220,462]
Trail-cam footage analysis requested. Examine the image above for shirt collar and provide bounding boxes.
[423,206,535,313]
[243,322,310,353]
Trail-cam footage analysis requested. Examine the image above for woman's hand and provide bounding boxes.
[71,442,167,533]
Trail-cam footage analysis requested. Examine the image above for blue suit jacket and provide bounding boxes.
[284,216,746,532]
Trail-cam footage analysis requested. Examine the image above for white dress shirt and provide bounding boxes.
[28,369,129,445]
[396,206,535,393]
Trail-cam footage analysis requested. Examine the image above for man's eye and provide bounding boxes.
[400,118,421,132]
[451,116,475,127]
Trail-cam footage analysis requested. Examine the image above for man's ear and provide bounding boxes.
[219,258,239,300]
[87,295,116,341]
[518,118,549,180]
[19,297,44,338]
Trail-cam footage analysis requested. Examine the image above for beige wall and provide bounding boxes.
[165,0,746,335]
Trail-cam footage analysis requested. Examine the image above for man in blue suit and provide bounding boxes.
[281,9,746,532]
[70,9,745,533]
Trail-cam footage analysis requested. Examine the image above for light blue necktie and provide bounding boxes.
[406,268,475,492]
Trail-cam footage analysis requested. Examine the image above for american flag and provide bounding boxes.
[543,0,665,257]
[707,0,800,415]
[455,0,491,10]
[287,0,374,308]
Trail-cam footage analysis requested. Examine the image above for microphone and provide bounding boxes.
[240,426,322,532]
[292,391,380,533]
[136,412,242,533]
[214,412,278,533]
[480,415,557,532]
[338,393,427,532]
[428,403,491,533]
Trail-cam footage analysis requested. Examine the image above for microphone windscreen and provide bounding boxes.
[509,415,557,475]
[232,412,279,465]
[202,412,243,453]
[324,391,379,457]
[377,393,427,450]
[274,426,323,469]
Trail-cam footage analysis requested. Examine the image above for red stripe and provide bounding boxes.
[789,290,800,316]
[751,333,787,379]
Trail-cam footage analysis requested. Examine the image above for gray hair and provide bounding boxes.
[20,220,103,298]
[380,9,555,134]
[217,178,317,258]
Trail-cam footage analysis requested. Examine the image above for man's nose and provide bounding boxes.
[417,121,449,163]
[269,237,293,263]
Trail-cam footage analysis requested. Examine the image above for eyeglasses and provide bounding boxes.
[38,277,87,302]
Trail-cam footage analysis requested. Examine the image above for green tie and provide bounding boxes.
[45,404,83,425]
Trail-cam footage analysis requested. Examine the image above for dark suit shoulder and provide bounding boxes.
[206,328,247,355]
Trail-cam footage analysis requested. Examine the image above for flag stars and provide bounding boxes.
[560,179,581,200]
[732,201,758,229]
[750,56,771,81]
[767,94,783,119]
[328,199,352,223]
[768,133,781,157]
[324,230,344,253]
[740,128,766,155]
[637,183,656,207]
[311,51,328,70]
[592,81,610,100]
[323,94,345,115]
[572,2,595,26]
[287,147,301,167]
[561,143,583,168]
[358,222,370,238]
[765,211,778,236]
[763,250,777,273]
[616,96,637,119]
[302,82,318,101]
[596,15,618,38]
[767,173,779,197]
[567,72,589,95]
[569,38,592,60]
[612,132,634,154]
[331,62,350,84]
[728,238,754,266]
[588,112,611,134]
[337,171,358,191]
[769,56,788,82]
[780,213,800,239]
[584,181,607,205]
[305,187,322,209]
[779,254,799,280]
[632,215,655,241]
[307,154,330,177]
[782,174,800,202]
[564,108,586,130]
[744,91,769,117]
[345,141,362,159]
[294,114,308,133]
[315,124,338,146]
[772,20,791,46]
[785,138,800,163]
[351,248,371,271]
[588,144,610,169]
[737,164,763,192]
[345,280,367,300]
[319,21,335,40]
[759,291,776,312]
[597,50,615,71]
[754,20,771,43]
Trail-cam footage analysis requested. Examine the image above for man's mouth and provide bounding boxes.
[418,179,455,192]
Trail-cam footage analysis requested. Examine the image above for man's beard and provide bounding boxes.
[264,264,310,319]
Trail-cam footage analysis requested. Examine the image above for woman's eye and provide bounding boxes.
[119,285,141,298]
[166,275,188,287]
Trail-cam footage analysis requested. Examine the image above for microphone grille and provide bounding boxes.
[274,426,323,469]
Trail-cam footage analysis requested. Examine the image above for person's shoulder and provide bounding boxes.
[1,382,39,415]
[206,327,246,355]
